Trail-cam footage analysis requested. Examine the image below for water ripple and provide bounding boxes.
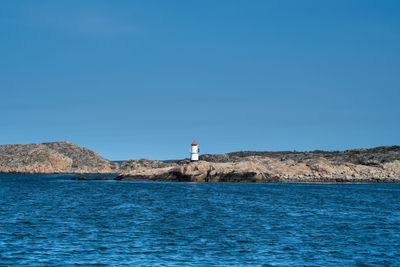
[1,174,400,265]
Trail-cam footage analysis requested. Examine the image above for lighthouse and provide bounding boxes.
[190,141,199,161]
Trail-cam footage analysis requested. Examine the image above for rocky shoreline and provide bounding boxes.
[116,158,400,183]
[1,141,400,183]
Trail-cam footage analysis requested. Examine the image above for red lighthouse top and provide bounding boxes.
[191,141,198,146]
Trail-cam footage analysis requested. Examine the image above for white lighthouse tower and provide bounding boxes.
[190,141,199,161]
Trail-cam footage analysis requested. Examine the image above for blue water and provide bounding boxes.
[1,174,400,266]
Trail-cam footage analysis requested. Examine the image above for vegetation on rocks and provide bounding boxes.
[119,159,177,172]
[200,146,400,166]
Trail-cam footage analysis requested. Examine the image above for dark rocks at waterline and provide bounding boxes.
[71,176,117,181]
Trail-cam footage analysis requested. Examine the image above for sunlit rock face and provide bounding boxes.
[0,141,113,174]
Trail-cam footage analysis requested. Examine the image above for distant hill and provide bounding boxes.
[0,141,114,174]
[199,146,400,165]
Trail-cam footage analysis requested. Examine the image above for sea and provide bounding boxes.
[1,174,400,266]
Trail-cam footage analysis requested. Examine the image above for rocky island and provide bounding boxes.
[117,146,400,183]
[0,141,114,174]
[1,141,400,182]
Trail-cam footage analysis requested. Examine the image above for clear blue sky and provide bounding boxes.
[1,0,399,160]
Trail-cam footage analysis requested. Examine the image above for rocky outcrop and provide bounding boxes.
[118,161,269,182]
[0,141,113,173]
[118,146,400,183]
[259,156,400,182]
